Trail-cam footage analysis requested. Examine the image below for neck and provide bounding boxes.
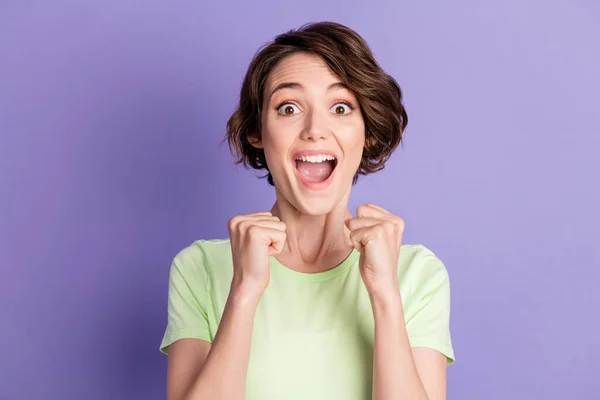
[270,190,354,272]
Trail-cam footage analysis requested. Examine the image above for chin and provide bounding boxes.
[292,196,341,216]
[286,176,353,217]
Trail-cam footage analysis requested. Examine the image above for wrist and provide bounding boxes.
[230,278,264,305]
[366,276,400,301]
[369,287,403,315]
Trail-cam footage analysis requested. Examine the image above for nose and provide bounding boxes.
[300,108,331,142]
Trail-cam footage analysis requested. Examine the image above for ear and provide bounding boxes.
[248,134,263,149]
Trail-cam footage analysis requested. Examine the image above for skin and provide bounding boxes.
[257,51,365,274]
[167,52,448,400]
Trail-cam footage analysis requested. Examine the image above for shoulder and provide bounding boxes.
[173,238,232,261]
[170,238,233,280]
[397,244,450,297]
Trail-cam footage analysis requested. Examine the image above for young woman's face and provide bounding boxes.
[256,52,365,216]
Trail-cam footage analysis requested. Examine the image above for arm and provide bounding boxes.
[167,339,210,400]
[370,291,447,400]
[345,205,453,400]
[164,213,286,400]
[168,282,261,400]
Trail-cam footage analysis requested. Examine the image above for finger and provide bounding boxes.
[246,225,287,250]
[356,204,387,218]
[255,219,286,231]
[345,216,382,231]
[247,211,274,217]
[229,214,280,231]
[357,204,404,228]
[348,226,378,252]
[240,220,286,232]
[365,203,392,214]
[245,214,280,221]
[266,229,287,255]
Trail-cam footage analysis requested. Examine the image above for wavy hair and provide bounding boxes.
[226,21,407,185]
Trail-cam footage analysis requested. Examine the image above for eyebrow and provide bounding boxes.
[268,81,349,101]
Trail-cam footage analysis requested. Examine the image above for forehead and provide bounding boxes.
[265,52,340,88]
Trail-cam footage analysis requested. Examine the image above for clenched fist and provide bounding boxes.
[228,212,287,295]
[345,204,404,297]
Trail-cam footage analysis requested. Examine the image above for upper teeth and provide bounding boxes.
[296,154,336,163]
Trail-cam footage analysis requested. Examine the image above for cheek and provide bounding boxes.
[339,124,366,155]
[343,126,366,171]
[262,125,290,153]
[261,123,293,169]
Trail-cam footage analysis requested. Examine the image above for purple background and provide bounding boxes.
[1,1,599,399]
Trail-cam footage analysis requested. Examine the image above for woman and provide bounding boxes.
[160,21,455,400]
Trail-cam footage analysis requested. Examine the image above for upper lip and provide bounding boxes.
[292,149,339,161]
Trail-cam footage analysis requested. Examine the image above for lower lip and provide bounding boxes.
[294,162,337,191]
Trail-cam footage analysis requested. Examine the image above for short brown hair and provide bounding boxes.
[226,21,407,186]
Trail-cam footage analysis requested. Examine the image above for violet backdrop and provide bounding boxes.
[1,0,599,399]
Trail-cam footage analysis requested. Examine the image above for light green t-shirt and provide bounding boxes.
[160,239,455,399]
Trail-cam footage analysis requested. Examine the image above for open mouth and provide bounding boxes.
[294,154,338,183]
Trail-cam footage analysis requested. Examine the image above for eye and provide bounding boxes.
[330,102,353,115]
[276,103,301,115]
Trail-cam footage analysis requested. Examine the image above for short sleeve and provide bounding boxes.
[404,249,455,364]
[159,242,212,354]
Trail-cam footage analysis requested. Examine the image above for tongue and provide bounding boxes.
[296,160,334,182]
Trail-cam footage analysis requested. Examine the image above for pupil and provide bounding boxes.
[286,106,293,114]
[336,106,344,114]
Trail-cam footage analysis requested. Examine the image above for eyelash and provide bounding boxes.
[275,101,355,114]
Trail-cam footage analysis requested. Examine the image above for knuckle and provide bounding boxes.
[383,220,395,231]
[237,219,250,230]
[228,216,240,229]
[396,218,405,231]
[247,224,261,236]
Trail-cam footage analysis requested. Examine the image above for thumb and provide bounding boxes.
[343,219,354,248]
[268,232,286,255]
